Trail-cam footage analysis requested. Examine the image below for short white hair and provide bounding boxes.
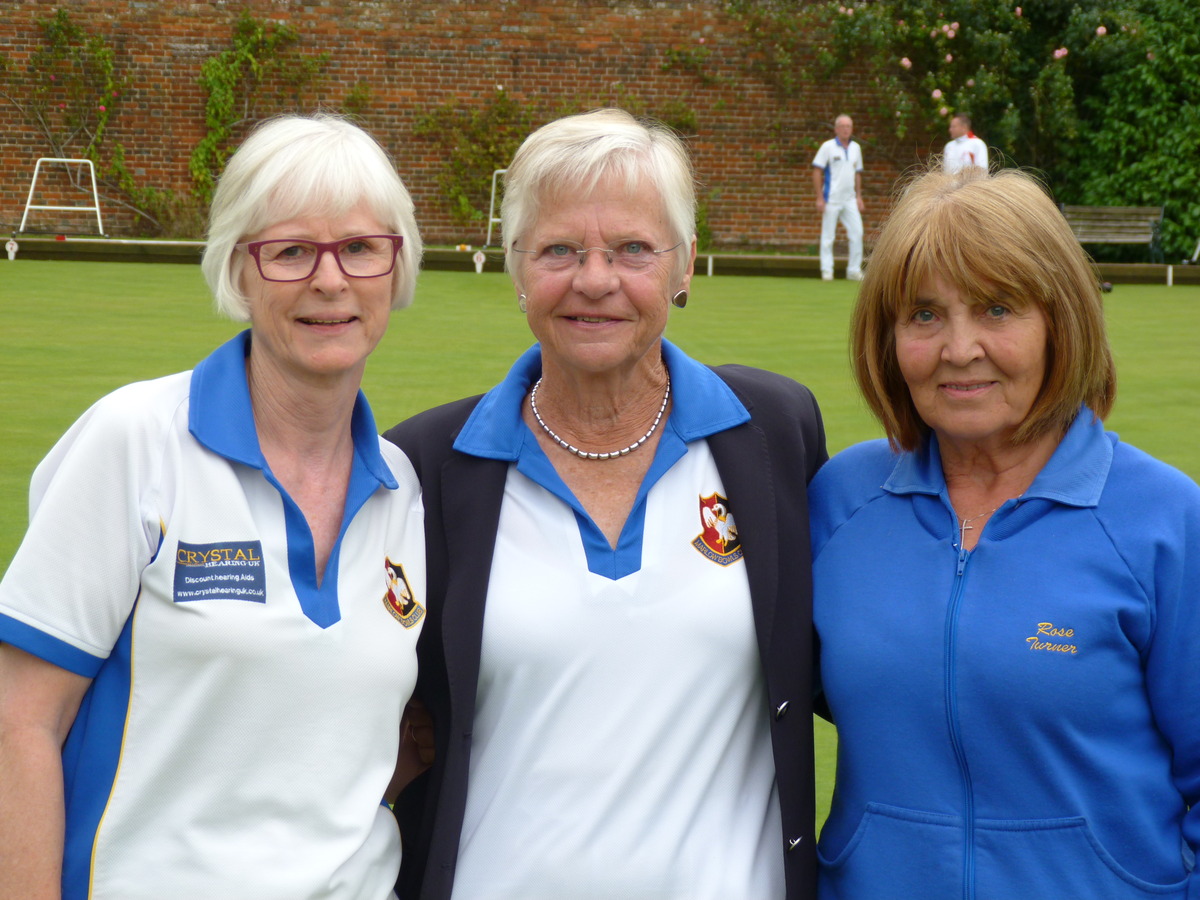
[201,114,423,320]
[501,108,696,284]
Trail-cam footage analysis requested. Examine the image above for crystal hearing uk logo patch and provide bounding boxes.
[173,540,266,603]
[692,493,744,566]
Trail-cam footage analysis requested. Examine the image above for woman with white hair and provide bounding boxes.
[0,114,427,899]
[387,108,827,900]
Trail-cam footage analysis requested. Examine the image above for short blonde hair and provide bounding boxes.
[852,167,1116,451]
[201,114,423,320]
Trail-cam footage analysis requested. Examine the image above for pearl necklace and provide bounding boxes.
[529,374,671,461]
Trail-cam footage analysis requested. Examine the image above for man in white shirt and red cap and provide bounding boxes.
[943,113,989,173]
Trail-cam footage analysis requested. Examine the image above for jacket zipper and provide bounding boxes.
[945,539,975,900]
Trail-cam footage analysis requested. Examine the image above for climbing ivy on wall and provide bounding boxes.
[413,89,539,233]
[0,9,122,164]
[0,9,197,234]
[189,11,329,203]
[716,0,1200,258]
[415,87,704,240]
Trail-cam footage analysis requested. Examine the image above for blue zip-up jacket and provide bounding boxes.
[811,410,1200,900]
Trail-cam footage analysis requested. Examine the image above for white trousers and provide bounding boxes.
[819,199,863,277]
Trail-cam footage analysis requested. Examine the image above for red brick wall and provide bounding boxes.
[0,0,938,249]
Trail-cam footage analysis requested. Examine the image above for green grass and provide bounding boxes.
[3,261,1199,830]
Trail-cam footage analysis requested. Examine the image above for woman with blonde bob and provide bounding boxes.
[0,114,427,899]
[810,166,1200,899]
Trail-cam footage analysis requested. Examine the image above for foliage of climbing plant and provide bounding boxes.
[0,9,200,234]
[413,89,541,231]
[189,11,329,202]
[0,9,123,163]
[719,0,1200,259]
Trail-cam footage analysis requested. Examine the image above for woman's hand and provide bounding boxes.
[387,697,434,802]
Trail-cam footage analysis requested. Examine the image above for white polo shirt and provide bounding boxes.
[812,137,863,203]
[446,341,784,900]
[944,133,989,172]
[0,331,425,900]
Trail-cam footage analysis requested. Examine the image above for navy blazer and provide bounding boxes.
[385,363,827,900]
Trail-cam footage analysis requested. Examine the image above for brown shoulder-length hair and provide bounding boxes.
[851,166,1116,452]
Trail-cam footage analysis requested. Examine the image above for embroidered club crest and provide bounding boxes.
[383,557,424,628]
[692,493,744,566]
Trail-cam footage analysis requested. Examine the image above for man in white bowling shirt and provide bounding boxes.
[811,114,865,281]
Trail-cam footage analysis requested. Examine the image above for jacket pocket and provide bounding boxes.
[817,805,1191,900]
[974,816,1189,899]
[817,802,962,899]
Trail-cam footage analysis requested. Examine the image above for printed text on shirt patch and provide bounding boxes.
[173,540,266,603]
[692,493,744,566]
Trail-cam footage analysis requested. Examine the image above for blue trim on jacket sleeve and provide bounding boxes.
[0,612,105,677]
[61,606,137,897]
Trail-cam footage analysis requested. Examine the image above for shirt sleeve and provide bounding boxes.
[1138,468,1200,865]
[812,141,830,168]
[0,385,171,675]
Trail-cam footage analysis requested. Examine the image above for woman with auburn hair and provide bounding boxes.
[811,166,1200,899]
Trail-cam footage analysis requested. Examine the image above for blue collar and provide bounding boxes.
[884,407,1112,509]
[188,330,397,489]
[453,338,751,460]
[186,330,398,628]
[452,339,749,580]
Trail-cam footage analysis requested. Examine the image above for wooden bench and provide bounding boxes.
[1059,205,1164,262]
